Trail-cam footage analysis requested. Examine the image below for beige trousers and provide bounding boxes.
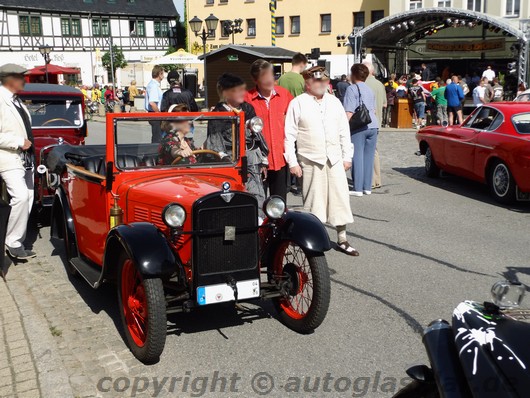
[299,156,354,227]
[372,147,381,187]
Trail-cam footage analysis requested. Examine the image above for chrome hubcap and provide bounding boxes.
[493,164,509,196]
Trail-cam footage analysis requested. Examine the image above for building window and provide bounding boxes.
[353,12,365,28]
[18,16,30,35]
[247,18,256,37]
[290,16,300,34]
[506,0,520,16]
[371,10,384,23]
[129,20,145,36]
[208,28,216,38]
[275,16,284,35]
[320,14,331,33]
[205,0,214,4]
[437,0,451,6]
[467,0,482,11]
[154,21,169,37]
[220,20,230,37]
[92,19,110,37]
[409,0,423,10]
[61,18,82,37]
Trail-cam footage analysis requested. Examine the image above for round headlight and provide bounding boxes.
[249,116,264,133]
[264,196,286,219]
[163,204,186,228]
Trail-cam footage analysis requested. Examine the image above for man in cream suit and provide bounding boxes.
[284,66,359,256]
[0,64,35,259]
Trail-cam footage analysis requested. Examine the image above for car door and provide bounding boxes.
[65,163,109,266]
[444,107,497,177]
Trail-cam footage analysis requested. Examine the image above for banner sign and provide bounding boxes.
[426,39,505,52]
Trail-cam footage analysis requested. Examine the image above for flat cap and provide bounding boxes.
[302,66,330,81]
[0,63,28,77]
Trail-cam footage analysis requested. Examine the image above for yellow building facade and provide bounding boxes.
[186,0,389,55]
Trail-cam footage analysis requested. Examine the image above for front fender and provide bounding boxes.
[103,222,178,281]
[277,211,331,253]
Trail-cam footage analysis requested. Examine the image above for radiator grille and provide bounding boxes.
[194,195,258,276]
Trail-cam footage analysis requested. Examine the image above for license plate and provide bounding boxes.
[516,187,530,201]
[224,226,236,241]
[197,279,260,305]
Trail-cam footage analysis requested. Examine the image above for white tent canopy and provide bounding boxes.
[147,49,202,65]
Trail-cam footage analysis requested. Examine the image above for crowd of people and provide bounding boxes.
[379,64,508,128]
[75,80,142,114]
[142,53,391,257]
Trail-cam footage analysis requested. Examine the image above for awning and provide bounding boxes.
[147,49,202,65]
[26,64,80,76]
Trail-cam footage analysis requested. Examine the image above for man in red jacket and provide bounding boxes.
[245,59,293,201]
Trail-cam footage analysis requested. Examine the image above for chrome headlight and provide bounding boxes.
[263,196,286,219]
[163,203,186,228]
[247,116,264,133]
[491,280,526,309]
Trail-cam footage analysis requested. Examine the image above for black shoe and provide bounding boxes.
[290,187,302,197]
[6,246,36,260]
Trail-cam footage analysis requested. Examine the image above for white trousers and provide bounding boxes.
[1,168,34,248]
[299,157,354,227]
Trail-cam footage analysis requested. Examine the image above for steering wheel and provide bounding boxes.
[171,149,222,165]
[42,118,74,126]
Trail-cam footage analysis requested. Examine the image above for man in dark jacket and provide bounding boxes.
[160,70,198,112]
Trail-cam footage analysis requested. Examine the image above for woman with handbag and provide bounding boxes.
[343,63,379,197]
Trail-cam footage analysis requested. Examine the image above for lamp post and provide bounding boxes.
[38,45,52,84]
[222,19,244,44]
[189,14,219,108]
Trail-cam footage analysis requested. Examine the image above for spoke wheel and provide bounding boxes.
[272,241,330,333]
[489,160,516,204]
[117,253,166,364]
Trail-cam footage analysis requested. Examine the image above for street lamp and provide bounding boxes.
[222,19,244,44]
[38,45,52,84]
[189,14,219,108]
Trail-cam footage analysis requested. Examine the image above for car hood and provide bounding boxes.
[123,173,245,209]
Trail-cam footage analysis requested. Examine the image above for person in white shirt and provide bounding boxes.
[482,66,495,82]
[473,78,487,107]
[145,65,165,143]
[0,64,36,260]
[284,66,358,256]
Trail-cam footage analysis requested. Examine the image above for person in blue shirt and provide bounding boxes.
[444,76,465,126]
[145,65,165,142]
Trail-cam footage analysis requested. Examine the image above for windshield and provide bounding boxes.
[114,115,242,169]
[512,113,530,134]
[21,96,83,128]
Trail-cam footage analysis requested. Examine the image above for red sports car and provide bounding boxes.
[416,103,530,203]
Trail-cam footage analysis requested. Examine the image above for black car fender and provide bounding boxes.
[262,211,331,263]
[50,186,79,257]
[103,222,180,282]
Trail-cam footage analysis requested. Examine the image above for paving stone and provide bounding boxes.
[15,378,39,393]
[15,369,36,383]
[0,385,15,397]
[15,389,40,398]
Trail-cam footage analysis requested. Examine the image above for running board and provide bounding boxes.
[69,257,103,288]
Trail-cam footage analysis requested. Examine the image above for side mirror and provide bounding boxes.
[106,161,114,192]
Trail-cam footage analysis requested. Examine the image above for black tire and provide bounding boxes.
[272,241,330,333]
[57,207,78,277]
[488,160,517,204]
[425,146,440,178]
[392,380,439,398]
[117,252,166,364]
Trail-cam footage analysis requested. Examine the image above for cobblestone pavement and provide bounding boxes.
[1,127,529,398]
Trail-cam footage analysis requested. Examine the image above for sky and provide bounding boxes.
[173,0,184,20]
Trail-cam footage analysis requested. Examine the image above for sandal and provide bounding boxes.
[337,241,360,257]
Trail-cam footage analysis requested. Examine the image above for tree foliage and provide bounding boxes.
[102,45,128,74]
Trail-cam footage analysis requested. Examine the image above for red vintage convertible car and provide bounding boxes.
[416,103,530,203]
[19,83,87,207]
[46,112,331,363]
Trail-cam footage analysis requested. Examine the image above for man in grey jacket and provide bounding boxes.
[0,64,35,259]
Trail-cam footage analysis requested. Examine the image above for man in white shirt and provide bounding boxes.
[0,64,36,260]
[473,78,487,107]
[284,66,358,256]
[145,65,164,143]
[482,66,495,82]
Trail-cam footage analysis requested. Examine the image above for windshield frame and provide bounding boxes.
[20,94,85,129]
[112,113,244,171]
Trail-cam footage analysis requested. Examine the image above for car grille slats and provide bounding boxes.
[193,194,258,277]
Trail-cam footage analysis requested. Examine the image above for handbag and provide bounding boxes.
[349,84,372,131]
